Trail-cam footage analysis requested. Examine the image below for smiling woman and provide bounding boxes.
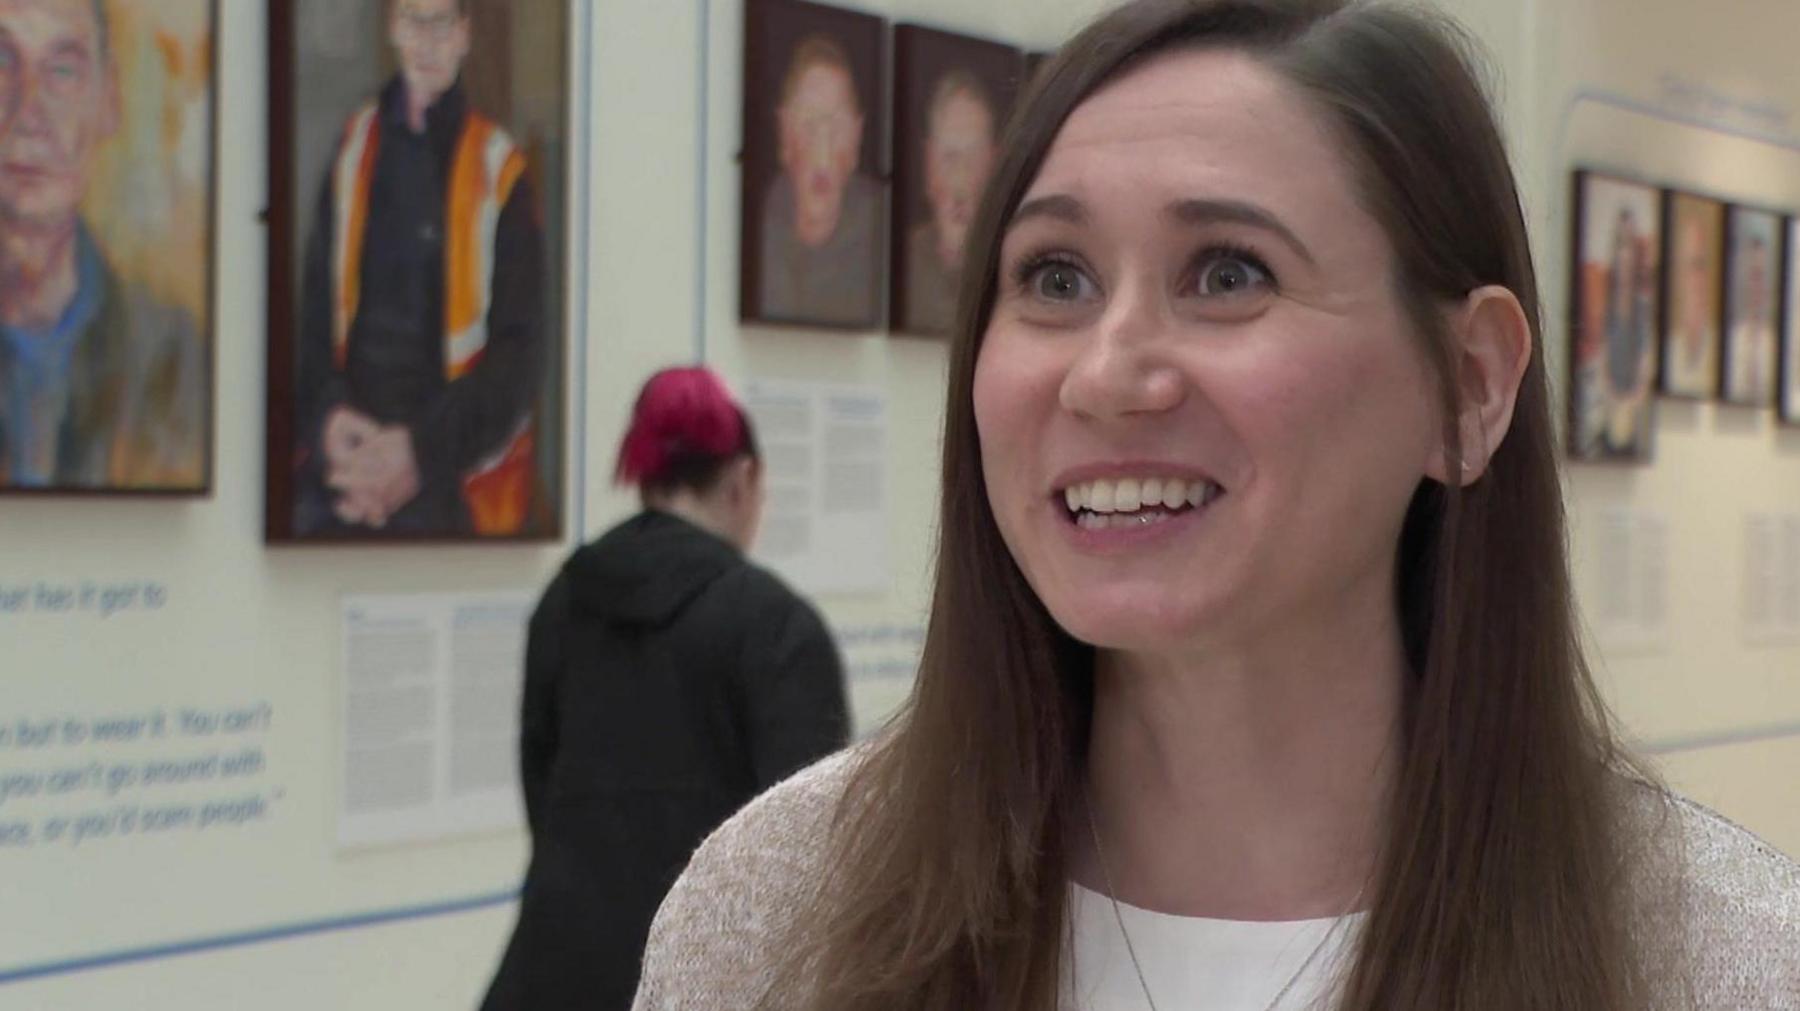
[631,2,1800,1009]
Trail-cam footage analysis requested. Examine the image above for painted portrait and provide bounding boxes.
[889,25,1021,336]
[1783,217,1800,425]
[740,0,886,330]
[1568,172,1659,462]
[1657,191,1722,400]
[265,0,568,542]
[0,0,214,493]
[1721,205,1783,408]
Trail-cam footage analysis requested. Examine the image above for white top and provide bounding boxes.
[1066,883,1366,1011]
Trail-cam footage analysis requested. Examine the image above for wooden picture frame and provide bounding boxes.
[889,24,1024,337]
[1719,204,1784,408]
[1568,171,1661,463]
[0,0,218,496]
[265,0,569,543]
[739,0,888,330]
[1657,190,1725,400]
[1780,217,1800,425]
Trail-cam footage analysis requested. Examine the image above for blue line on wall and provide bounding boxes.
[0,888,521,988]
[1644,722,1800,757]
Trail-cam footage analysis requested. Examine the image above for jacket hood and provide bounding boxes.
[566,510,742,625]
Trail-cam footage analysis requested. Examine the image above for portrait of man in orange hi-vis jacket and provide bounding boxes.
[293,0,545,537]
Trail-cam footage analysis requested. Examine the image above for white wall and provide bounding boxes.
[1518,0,1800,852]
[3,1,1796,1009]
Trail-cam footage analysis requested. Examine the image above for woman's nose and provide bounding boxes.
[1058,281,1185,421]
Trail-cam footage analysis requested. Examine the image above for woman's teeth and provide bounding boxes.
[1061,476,1222,517]
[1076,510,1180,531]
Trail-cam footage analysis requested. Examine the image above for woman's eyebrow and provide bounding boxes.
[1008,193,1088,229]
[1166,198,1316,266]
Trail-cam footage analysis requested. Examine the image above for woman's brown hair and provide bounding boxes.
[777,1,1657,1006]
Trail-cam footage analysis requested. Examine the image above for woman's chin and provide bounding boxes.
[1044,594,1213,655]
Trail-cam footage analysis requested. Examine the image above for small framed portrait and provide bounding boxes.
[1782,218,1800,425]
[1720,205,1784,408]
[1658,191,1724,400]
[890,26,1023,336]
[1568,172,1660,462]
[740,0,887,330]
[265,0,571,542]
[0,1,216,495]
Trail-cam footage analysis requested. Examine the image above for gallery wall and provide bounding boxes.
[1521,0,1800,852]
[2,0,1796,1009]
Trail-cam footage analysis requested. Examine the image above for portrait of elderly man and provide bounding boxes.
[293,0,546,537]
[0,0,206,490]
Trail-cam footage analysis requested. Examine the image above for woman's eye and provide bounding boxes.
[1029,261,1094,302]
[1195,255,1272,296]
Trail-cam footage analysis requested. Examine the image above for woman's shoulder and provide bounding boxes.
[1661,789,1800,908]
[1618,779,1800,1002]
[632,747,863,1010]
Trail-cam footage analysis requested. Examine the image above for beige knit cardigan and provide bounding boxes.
[633,751,1800,1009]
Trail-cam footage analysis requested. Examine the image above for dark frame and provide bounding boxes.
[1780,217,1800,425]
[1567,170,1662,464]
[1719,203,1786,409]
[739,0,889,331]
[1656,189,1725,401]
[888,24,1024,337]
[0,0,219,498]
[264,0,570,543]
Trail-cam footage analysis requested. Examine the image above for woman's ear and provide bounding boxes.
[724,456,760,508]
[1425,285,1533,485]
[723,457,765,550]
[720,456,763,518]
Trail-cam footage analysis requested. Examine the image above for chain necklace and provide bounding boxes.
[1081,794,1367,1011]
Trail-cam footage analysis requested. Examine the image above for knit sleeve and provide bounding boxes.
[631,750,856,1010]
[1664,794,1800,1008]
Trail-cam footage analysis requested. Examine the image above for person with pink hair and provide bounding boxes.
[481,366,849,1011]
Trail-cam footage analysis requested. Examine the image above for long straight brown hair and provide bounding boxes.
[776,1,1658,1007]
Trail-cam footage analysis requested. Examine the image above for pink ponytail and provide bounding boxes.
[615,367,749,487]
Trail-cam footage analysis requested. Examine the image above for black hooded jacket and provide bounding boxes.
[481,510,849,1010]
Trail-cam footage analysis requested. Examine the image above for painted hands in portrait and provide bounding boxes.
[322,406,422,528]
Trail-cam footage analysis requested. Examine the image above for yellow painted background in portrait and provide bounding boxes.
[82,0,213,327]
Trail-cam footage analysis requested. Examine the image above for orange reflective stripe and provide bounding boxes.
[444,114,533,533]
[445,115,525,380]
[444,117,492,358]
[461,421,535,535]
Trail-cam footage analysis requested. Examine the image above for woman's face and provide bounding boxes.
[972,49,1443,657]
